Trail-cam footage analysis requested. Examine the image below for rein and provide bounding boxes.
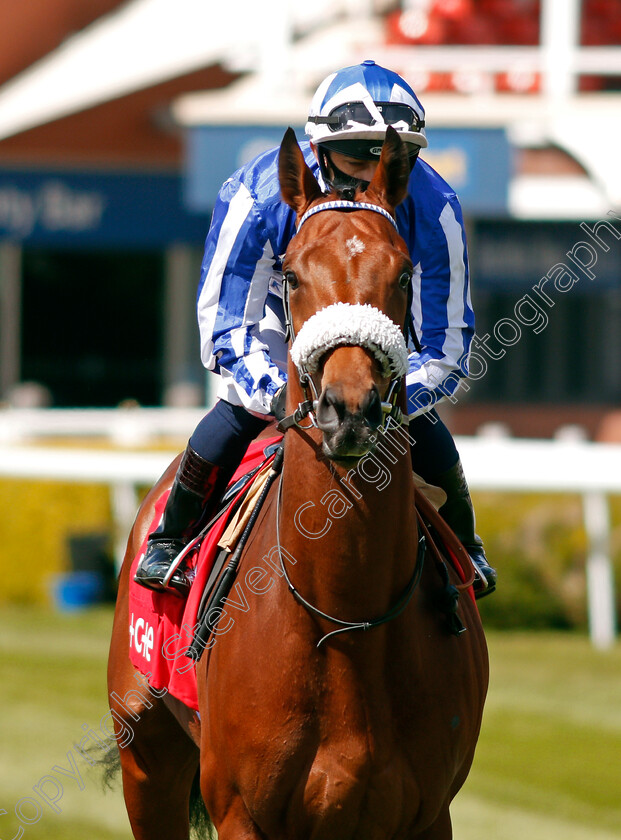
[275,470,426,649]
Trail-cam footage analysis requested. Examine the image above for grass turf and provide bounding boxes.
[1,606,620,839]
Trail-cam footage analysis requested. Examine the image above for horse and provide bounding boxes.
[108,125,488,840]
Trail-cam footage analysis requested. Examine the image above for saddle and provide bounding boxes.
[128,435,283,709]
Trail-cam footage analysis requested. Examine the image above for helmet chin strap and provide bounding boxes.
[318,149,370,200]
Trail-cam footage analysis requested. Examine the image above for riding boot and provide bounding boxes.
[433,459,497,599]
[134,444,228,597]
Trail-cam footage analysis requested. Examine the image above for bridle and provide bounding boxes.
[297,199,400,234]
[273,199,427,646]
[279,199,418,434]
[184,199,428,655]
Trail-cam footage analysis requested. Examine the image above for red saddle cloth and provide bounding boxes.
[128,435,282,710]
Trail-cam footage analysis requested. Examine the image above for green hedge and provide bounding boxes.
[0,478,113,605]
[1,476,619,631]
[475,491,621,630]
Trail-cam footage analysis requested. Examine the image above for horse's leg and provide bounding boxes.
[208,796,265,840]
[115,697,199,840]
[413,738,479,840]
[412,807,452,840]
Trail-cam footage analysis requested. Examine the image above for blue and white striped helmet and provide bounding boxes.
[306,60,427,160]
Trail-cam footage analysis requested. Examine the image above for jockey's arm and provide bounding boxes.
[403,191,475,420]
[197,176,287,417]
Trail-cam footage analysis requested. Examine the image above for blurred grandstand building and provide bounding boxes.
[0,0,619,439]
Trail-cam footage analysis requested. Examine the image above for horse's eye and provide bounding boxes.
[283,270,299,290]
[398,271,412,289]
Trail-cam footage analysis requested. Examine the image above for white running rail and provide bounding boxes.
[0,409,618,649]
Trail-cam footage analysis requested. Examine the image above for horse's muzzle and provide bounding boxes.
[316,384,382,459]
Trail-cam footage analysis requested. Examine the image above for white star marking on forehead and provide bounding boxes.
[346,236,365,259]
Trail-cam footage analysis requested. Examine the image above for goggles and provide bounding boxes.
[309,101,425,133]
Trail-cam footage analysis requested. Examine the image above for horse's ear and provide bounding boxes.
[279,127,323,216]
[366,126,411,210]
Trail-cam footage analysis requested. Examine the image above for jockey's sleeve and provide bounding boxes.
[402,190,475,419]
[197,177,286,416]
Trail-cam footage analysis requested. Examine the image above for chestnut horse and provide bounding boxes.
[108,127,488,840]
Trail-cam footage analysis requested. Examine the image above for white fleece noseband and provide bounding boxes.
[290,302,408,379]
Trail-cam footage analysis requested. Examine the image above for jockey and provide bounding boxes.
[134,60,497,599]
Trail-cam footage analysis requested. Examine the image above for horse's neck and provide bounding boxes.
[279,428,417,617]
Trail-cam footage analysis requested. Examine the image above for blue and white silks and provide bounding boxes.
[196,141,474,419]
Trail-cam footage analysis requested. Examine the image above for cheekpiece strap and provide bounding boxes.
[297,201,399,234]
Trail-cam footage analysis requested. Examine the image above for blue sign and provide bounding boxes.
[472,220,621,292]
[184,124,512,216]
[0,167,211,247]
[424,128,512,215]
[185,124,300,213]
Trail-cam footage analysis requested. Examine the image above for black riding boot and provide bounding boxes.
[134,444,228,597]
[434,459,497,599]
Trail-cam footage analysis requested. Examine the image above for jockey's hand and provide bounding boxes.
[270,384,287,421]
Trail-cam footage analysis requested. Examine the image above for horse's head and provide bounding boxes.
[279,126,412,461]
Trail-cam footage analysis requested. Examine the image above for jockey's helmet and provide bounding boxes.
[306,60,427,163]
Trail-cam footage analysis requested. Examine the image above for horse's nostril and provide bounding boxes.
[317,385,383,435]
[361,387,382,430]
[316,387,344,431]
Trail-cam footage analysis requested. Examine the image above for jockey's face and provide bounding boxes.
[328,150,379,184]
[311,143,380,186]
[323,150,379,185]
